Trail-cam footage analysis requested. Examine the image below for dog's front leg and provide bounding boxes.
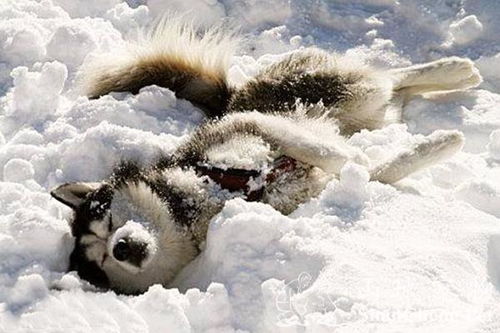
[276,137,370,174]
[225,112,370,173]
[173,111,370,174]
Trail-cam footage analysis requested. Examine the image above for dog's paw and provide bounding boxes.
[425,129,465,152]
[431,57,483,88]
[452,67,483,90]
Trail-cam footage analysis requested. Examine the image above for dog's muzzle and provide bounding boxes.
[112,237,149,266]
[109,221,158,270]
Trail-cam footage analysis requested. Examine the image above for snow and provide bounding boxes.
[488,130,500,161]
[0,0,500,332]
[3,158,35,182]
[447,15,484,46]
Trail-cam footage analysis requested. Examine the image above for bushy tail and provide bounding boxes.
[370,130,464,184]
[82,16,239,117]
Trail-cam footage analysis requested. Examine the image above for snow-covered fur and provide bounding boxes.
[51,19,482,294]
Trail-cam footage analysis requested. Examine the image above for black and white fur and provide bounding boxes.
[51,18,482,294]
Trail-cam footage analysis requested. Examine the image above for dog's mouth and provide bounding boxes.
[100,253,108,268]
[196,155,298,200]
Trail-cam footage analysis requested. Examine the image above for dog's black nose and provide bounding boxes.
[112,237,148,267]
[113,239,130,261]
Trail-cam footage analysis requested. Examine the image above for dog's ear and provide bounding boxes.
[51,182,102,209]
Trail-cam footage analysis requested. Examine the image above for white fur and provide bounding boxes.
[205,134,274,170]
[145,15,238,78]
[331,54,395,131]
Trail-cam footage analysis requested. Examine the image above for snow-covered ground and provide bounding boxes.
[1,0,500,332]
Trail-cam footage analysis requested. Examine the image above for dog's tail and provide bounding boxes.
[369,130,464,184]
[389,57,482,96]
[82,16,238,117]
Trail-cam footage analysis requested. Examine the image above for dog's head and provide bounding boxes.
[51,167,202,294]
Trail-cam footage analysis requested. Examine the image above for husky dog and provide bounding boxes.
[51,18,482,294]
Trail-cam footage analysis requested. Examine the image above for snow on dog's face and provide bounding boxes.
[51,179,199,294]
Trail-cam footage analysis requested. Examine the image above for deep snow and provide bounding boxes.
[1,0,500,332]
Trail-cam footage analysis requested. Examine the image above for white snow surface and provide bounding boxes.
[1,0,500,332]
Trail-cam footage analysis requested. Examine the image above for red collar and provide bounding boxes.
[196,156,297,201]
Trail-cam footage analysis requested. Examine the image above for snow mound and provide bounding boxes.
[1,0,500,332]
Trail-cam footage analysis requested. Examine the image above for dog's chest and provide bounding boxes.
[203,134,277,171]
[194,134,328,210]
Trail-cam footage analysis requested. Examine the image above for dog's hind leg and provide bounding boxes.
[390,57,482,96]
[369,130,464,184]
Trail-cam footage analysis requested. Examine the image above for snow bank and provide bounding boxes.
[1,0,500,332]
